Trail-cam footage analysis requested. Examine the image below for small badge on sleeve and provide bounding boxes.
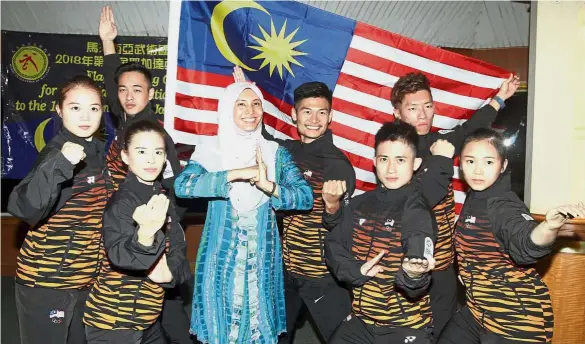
[423,237,434,261]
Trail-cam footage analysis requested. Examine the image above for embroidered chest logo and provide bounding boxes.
[384,218,395,228]
[303,170,313,180]
[49,309,65,324]
[359,218,366,226]
[87,176,95,184]
[404,336,417,343]
[464,215,476,228]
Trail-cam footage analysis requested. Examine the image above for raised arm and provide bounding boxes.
[99,5,124,120]
[417,139,455,207]
[439,74,520,152]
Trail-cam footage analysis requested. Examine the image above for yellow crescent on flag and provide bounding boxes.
[210,1,269,71]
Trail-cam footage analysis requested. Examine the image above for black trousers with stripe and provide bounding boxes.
[277,271,351,344]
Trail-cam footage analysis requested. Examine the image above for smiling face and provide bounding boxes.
[122,130,167,184]
[291,96,332,144]
[233,88,263,132]
[374,140,421,189]
[56,86,103,139]
[460,139,508,191]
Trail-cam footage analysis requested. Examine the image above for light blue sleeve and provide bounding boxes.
[271,147,314,211]
[174,160,230,199]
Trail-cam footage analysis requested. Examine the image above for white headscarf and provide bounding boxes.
[191,82,278,212]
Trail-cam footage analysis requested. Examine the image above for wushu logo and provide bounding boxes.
[10,44,50,83]
[210,0,308,79]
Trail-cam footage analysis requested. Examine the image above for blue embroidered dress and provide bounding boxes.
[175,146,313,344]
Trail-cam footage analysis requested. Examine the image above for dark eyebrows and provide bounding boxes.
[302,108,329,113]
[118,85,144,89]
[463,155,496,159]
[133,147,165,150]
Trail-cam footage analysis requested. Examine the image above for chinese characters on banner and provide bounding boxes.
[1,31,168,178]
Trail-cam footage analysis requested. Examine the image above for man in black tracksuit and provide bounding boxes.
[390,72,520,339]
[99,6,191,343]
[324,122,454,344]
[262,82,356,343]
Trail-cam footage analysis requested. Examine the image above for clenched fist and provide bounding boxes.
[61,142,86,165]
[133,194,170,246]
[322,180,347,214]
[430,139,455,159]
[402,257,436,279]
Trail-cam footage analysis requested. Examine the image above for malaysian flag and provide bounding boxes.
[164,0,511,213]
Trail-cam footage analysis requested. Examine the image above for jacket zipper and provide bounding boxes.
[56,232,75,274]
[358,220,377,312]
[131,280,145,320]
[494,269,529,317]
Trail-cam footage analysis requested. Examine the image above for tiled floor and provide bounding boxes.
[0,277,323,344]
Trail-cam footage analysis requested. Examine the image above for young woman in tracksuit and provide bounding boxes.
[438,128,585,344]
[83,120,190,344]
[8,75,113,344]
[98,7,191,343]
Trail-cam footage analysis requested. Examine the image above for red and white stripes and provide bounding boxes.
[164,18,510,212]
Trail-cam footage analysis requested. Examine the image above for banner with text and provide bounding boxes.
[1,31,168,179]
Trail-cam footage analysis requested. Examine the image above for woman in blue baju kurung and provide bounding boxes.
[174,82,313,344]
